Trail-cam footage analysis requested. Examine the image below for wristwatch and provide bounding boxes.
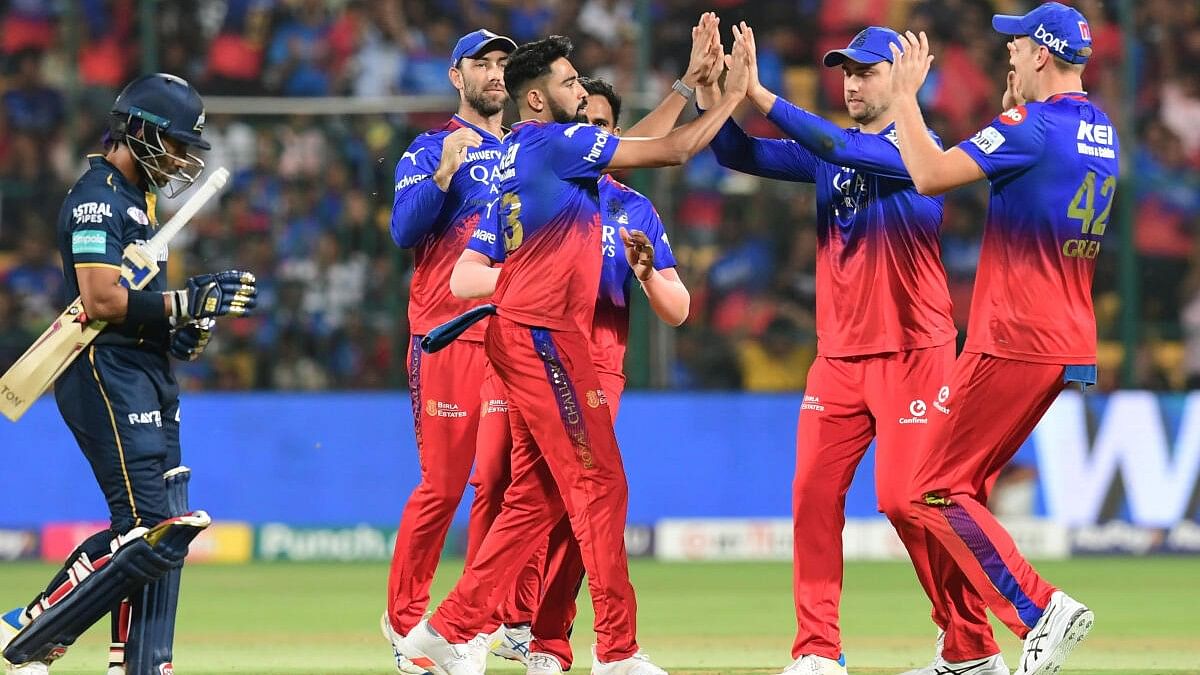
[672,78,696,100]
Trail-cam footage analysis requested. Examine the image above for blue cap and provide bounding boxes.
[823,26,903,67]
[450,29,517,67]
[992,1,1092,64]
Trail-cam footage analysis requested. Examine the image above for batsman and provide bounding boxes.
[0,73,258,675]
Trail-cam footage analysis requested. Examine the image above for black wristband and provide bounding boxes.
[126,289,167,327]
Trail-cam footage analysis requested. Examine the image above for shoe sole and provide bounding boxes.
[379,612,437,675]
[1026,608,1094,675]
[491,644,529,664]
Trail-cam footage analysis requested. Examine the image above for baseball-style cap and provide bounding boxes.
[823,26,904,67]
[450,29,517,67]
[992,1,1093,64]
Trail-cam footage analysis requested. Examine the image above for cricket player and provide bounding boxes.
[0,73,257,675]
[885,3,1115,673]
[697,26,1004,675]
[404,31,751,675]
[382,28,517,673]
[460,76,692,674]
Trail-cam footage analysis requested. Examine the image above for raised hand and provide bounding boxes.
[1003,70,1026,110]
[685,12,722,88]
[435,127,483,190]
[620,227,655,282]
[168,317,215,361]
[173,270,258,320]
[724,22,753,99]
[888,30,935,100]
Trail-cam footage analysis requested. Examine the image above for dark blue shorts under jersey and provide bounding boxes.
[55,345,180,532]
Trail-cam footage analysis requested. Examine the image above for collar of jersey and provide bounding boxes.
[1047,91,1089,103]
[87,154,147,204]
[450,114,505,142]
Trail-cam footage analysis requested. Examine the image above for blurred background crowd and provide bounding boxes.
[0,0,1197,392]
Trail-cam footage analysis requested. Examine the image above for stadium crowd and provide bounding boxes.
[1,0,1198,391]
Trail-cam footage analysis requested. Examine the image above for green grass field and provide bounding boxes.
[1,558,1196,674]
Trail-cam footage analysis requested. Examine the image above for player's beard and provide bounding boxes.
[848,99,888,127]
[548,97,587,124]
[465,81,507,117]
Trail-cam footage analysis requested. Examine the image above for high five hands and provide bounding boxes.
[888,31,935,99]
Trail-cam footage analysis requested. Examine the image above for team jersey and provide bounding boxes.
[956,94,1119,364]
[391,114,505,341]
[466,119,619,332]
[709,97,955,357]
[592,175,677,377]
[57,154,168,351]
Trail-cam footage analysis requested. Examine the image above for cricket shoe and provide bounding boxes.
[526,652,565,675]
[775,654,847,675]
[1013,591,1093,675]
[898,630,1008,675]
[405,618,487,675]
[590,645,668,675]
[489,623,532,663]
[1,609,50,675]
[380,611,435,675]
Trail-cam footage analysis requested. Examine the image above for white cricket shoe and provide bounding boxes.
[489,623,532,663]
[406,618,486,675]
[775,654,847,675]
[898,629,1008,675]
[526,652,565,675]
[1013,591,1093,675]
[1,609,51,675]
[380,611,435,675]
[590,645,668,675]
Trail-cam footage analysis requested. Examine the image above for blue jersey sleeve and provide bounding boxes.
[706,111,819,183]
[390,136,447,248]
[766,97,940,181]
[956,104,1047,180]
[549,123,619,180]
[466,196,506,262]
[625,194,677,270]
[65,189,126,267]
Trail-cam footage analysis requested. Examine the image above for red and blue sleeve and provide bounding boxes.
[706,113,819,183]
[956,104,1047,180]
[548,123,620,180]
[390,136,447,248]
[466,197,506,263]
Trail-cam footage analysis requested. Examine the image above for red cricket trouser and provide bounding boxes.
[902,352,1065,638]
[794,343,998,663]
[432,317,638,662]
[387,336,485,635]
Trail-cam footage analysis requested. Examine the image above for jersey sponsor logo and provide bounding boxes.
[899,398,929,425]
[563,123,588,138]
[465,148,502,163]
[934,385,951,414]
[1078,21,1092,41]
[472,228,497,245]
[496,143,519,182]
[71,229,107,254]
[1033,23,1070,55]
[1076,121,1116,158]
[467,164,503,193]
[425,399,468,418]
[482,398,508,416]
[585,389,608,408]
[831,167,868,229]
[884,128,901,148]
[583,130,612,164]
[999,105,1028,126]
[401,148,426,164]
[601,224,618,258]
[126,206,149,225]
[969,127,1007,155]
[72,201,113,224]
[395,173,429,191]
[800,394,825,412]
[127,410,163,427]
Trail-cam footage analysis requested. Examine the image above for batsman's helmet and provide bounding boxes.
[109,73,209,197]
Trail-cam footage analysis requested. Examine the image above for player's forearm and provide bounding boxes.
[641,272,690,326]
[623,90,691,139]
[628,90,740,169]
[390,179,447,248]
[449,259,500,299]
[748,84,777,116]
[892,97,955,195]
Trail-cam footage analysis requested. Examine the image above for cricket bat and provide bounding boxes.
[0,167,230,422]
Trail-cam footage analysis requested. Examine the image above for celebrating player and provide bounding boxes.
[455,74,693,674]
[403,31,750,675]
[697,25,1004,675]
[382,27,518,673]
[885,3,1115,673]
[0,73,257,675]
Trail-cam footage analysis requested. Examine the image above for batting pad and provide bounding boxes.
[4,512,210,665]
